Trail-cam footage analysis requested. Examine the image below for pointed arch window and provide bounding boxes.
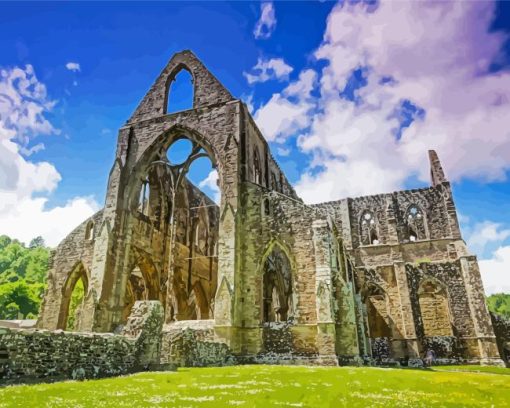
[139,178,150,216]
[166,68,194,114]
[360,211,379,245]
[271,173,278,192]
[262,245,293,323]
[406,205,427,241]
[253,148,262,185]
[85,220,94,241]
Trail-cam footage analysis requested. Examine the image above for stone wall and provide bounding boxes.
[0,301,164,384]
[160,320,235,367]
[491,313,510,365]
[34,50,503,370]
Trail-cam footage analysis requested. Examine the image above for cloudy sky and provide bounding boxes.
[0,1,509,295]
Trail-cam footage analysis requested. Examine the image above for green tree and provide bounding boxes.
[0,235,50,319]
[29,236,45,249]
[486,293,510,319]
[0,280,44,319]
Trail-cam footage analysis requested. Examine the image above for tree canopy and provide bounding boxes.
[486,293,510,320]
[0,235,50,319]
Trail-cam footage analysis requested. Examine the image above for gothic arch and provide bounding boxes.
[125,125,222,211]
[57,261,89,330]
[164,64,195,113]
[362,282,392,339]
[130,247,161,301]
[259,240,295,323]
[128,50,234,123]
[418,277,453,336]
[360,210,380,245]
[405,204,428,241]
[84,220,94,241]
[253,147,262,185]
[190,281,210,319]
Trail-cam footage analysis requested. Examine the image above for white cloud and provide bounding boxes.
[0,64,98,247]
[254,2,277,40]
[244,57,293,85]
[65,62,81,72]
[277,147,290,157]
[254,93,312,143]
[479,246,510,295]
[253,1,510,203]
[466,221,510,255]
[253,69,317,142]
[199,170,220,204]
[1,197,99,247]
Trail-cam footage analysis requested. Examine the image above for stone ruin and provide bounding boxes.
[1,50,506,383]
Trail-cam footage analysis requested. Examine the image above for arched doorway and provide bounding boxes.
[262,244,294,323]
[363,283,392,339]
[121,248,161,321]
[57,262,89,331]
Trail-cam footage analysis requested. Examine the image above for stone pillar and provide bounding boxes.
[88,128,132,332]
[459,256,505,365]
[312,219,338,365]
[393,262,420,359]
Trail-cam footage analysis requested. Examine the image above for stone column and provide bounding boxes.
[393,262,420,359]
[459,256,505,365]
[312,219,338,365]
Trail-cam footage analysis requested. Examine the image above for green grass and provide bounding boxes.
[433,365,510,376]
[1,365,510,407]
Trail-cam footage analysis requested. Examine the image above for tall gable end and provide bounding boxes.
[128,50,234,123]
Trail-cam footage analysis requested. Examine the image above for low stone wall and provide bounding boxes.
[0,301,164,384]
[160,320,235,367]
[0,328,137,383]
[491,313,510,365]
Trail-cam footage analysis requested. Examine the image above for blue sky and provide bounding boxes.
[0,1,510,293]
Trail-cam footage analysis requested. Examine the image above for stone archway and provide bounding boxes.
[57,262,89,330]
[363,283,392,339]
[123,127,222,324]
[261,242,294,323]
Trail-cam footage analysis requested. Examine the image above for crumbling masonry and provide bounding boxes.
[29,51,504,371]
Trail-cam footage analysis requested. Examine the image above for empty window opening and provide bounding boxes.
[263,198,270,216]
[131,136,220,323]
[406,205,427,241]
[85,221,94,241]
[361,211,379,246]
[139,179,150,216]
[66,278,85,331]
[253,148,262,184]
[166,69,194,114]
[263,245,293,323]
[58,262,88,331]
[167,138,193,165]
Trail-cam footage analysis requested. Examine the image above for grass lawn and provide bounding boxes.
[1,365,509,407]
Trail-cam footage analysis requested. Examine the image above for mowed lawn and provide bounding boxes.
[1,365,510,407]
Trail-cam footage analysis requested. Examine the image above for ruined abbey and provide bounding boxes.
[1,51,506,382]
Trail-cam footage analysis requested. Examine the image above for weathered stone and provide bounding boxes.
[23,49,504,377]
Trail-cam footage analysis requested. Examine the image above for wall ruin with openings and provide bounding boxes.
[31,50,505,373]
